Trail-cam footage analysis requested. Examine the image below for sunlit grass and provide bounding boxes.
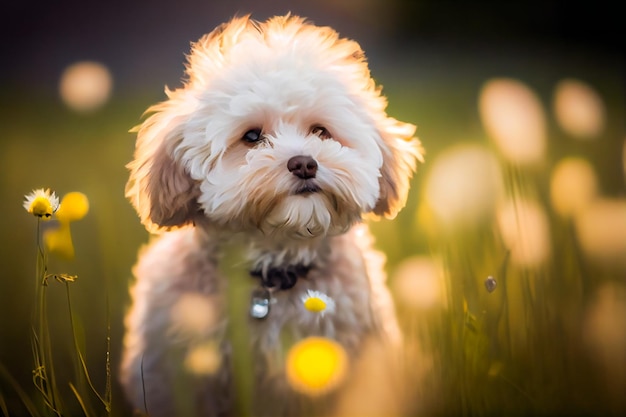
[1,190,112,416]
[0,50,624,416]
[393,74,626,416]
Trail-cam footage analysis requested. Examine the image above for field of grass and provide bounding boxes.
[0,43,624,416]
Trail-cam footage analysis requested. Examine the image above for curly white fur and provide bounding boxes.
[121,14,423,417]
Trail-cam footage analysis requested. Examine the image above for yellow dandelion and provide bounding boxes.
[302,290,335,316]
[285,337,348,396]
[23,188,59,219]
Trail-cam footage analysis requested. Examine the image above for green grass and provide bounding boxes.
[0,46,624,416]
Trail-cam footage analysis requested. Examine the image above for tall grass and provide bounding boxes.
[0,46,623,416]
[2,194,112,417]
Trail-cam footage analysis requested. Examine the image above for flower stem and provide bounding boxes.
[32,219,62,416]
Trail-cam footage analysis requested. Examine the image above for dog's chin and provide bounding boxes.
[261,193,354,240]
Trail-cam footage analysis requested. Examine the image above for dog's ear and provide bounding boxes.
[372,118,424,219]
[125,94,200,233]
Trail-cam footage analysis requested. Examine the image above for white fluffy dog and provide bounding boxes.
[121,14,423,417]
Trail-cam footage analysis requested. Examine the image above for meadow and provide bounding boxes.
[0,41,624,416]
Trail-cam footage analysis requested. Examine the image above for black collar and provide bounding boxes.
[250,263,311,290]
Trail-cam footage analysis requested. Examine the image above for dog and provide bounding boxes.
[120,14,423,417]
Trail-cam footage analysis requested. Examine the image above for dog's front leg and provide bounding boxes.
[121,229,231,417]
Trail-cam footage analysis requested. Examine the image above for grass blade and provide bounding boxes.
[69,382,91,417]
[0,362,43,417]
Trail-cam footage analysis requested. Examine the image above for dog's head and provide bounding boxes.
[126,15,423,239]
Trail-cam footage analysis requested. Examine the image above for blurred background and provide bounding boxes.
[1,0,624,416]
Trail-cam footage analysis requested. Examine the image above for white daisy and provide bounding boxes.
[23,188,60,219]
[301,290,335,316]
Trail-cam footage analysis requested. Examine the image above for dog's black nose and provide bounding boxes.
[287,155,318,179]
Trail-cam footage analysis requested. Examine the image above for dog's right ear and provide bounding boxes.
[125,92,200,233]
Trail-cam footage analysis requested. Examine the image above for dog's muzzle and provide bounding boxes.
[294,182,321,194]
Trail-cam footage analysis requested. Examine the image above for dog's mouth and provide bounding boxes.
[294,182,321,195]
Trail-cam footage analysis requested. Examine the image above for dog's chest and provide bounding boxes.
[247,260,375,355]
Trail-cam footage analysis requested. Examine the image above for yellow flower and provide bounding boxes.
[23,188,59,219]
[302,290,335,316]
[285,337,348,396]
[44,192,89,260]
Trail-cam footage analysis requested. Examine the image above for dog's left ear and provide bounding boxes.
[372,118,424,219]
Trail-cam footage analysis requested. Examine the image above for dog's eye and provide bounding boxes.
[242,128,263,143]
[311,126,332,140]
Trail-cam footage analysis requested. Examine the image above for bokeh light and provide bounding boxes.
[550,157,598,218]
[169,293,219,339]
[553,78,605,139]
[424,144,503,228]
[479,78,547,164]
[575,198,626,267]
[44,222,75,260]
[332,339,408,417]
[582,282,626,389]
[286,337,348,396]
[392,256,445,310]
[43,191,90,260]
[59,61,113,112]
[184,341,222,376]
[55,192,90,223]
[497,199,551,267]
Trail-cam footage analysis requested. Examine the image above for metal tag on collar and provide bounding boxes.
[250,286,272,319]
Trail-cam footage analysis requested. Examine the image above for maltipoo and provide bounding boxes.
[121,14,423,417]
